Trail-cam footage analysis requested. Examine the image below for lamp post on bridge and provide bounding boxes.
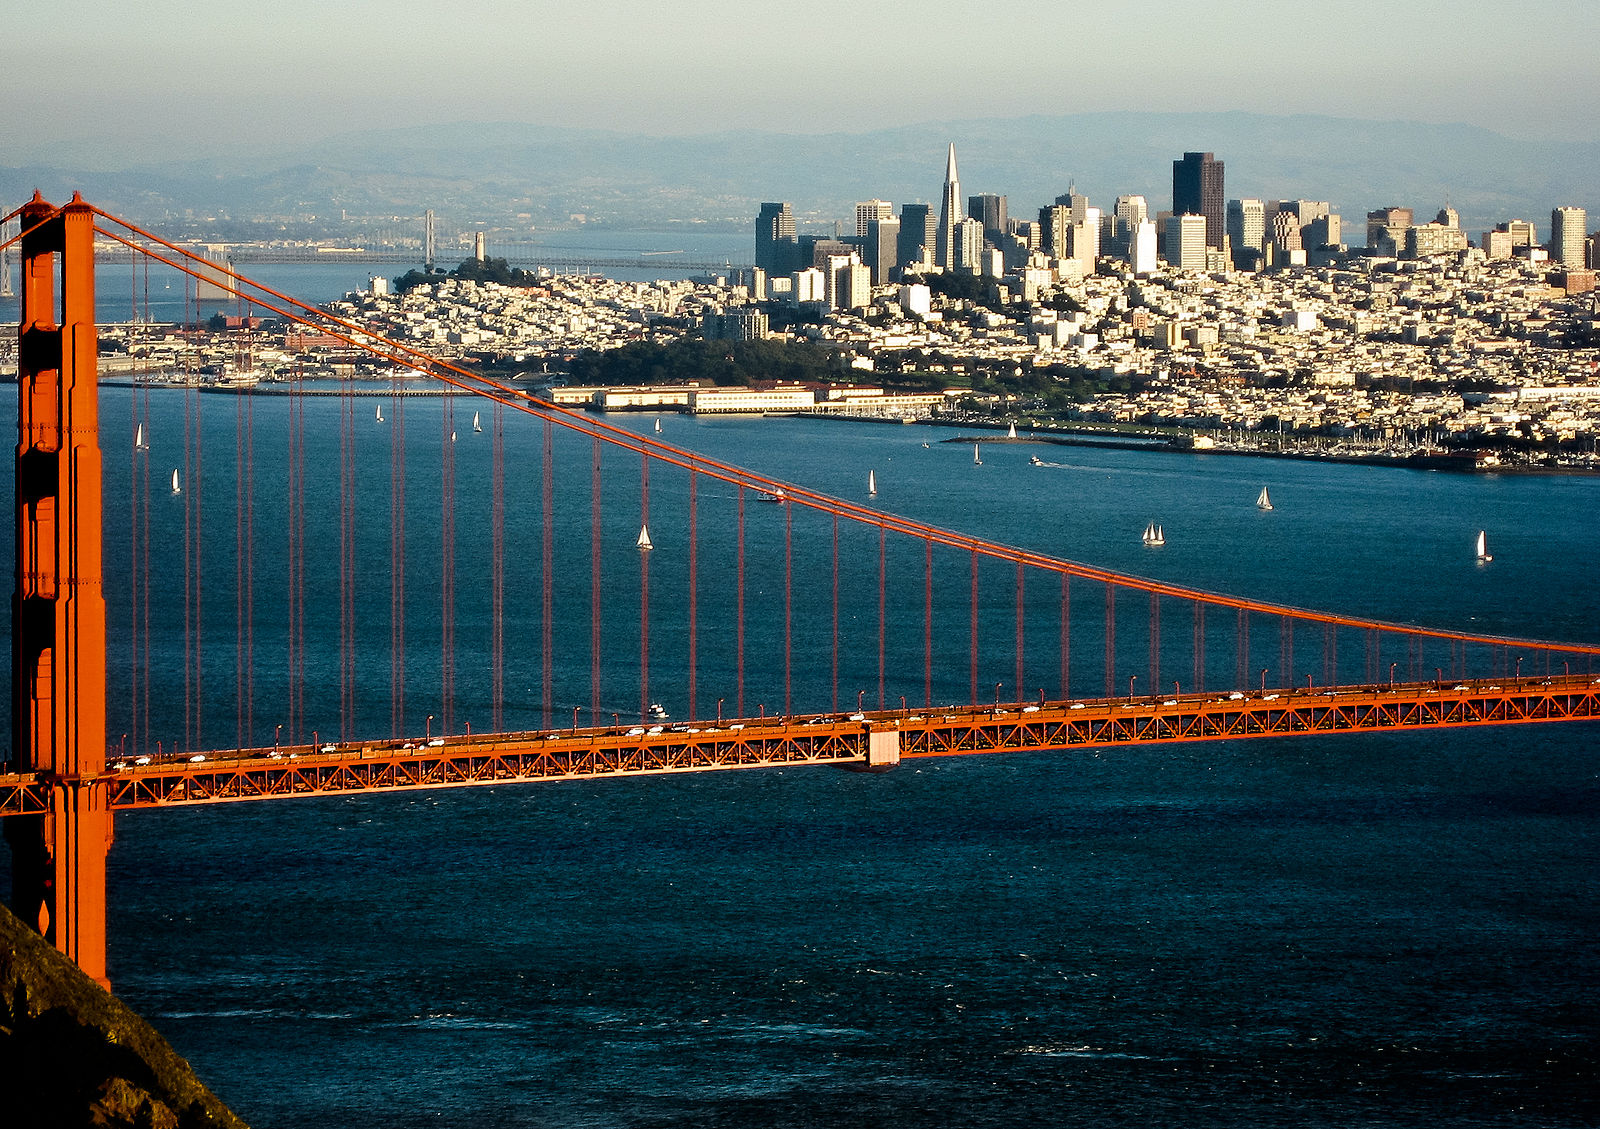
[275,724,281,754]
[1127,675,1137,702]
[427,715,435,741]
[1261,667,1268,694]
[1515,657,1523,681]
[717,699,723,724]
[857,689,865,714]
[995,682,1003,707]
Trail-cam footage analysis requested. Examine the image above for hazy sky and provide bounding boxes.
[8,0,1598,163]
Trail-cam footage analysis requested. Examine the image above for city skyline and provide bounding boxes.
[5,0,1600,166]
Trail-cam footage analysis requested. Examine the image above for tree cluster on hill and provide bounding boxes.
[566,338,847,388]
[393,257,540,294]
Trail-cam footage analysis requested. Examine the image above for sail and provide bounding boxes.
[134,423,146,448]
[654,418,662,433]
[170,469,181,495]
[376,405,384,423]
[868,470,877,495]
[1475,530,1491,561]
[973,443,981,464]
[1257,486,1272,510]
[473,411,482,432]
[1007,422,1016,439]
[636,524,653,550]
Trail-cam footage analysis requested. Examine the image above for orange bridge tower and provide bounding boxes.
[5,193,110,987]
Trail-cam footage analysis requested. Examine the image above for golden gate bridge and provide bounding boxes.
[3,193,1598,989]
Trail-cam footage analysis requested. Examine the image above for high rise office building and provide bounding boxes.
[1551,206,1587,268]
[1504,219,1537,249]
[898,203,935,273]
[756,202,797,275]
[1165,214,1208,270]
[1172,152,1224,250]
[856,200,894,238]
[935,144,962,270]
[1113,195,1148,235]
[1366,207,1414,256]
[1227,198,1266,266]
[967,194,1007,243]
[865,217,900,285]
[1039,204,1070,259]
[954,217,986,274]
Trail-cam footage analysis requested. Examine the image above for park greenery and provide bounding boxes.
[393,257,540,294]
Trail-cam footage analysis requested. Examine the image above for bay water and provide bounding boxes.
[3,393,1598,1127]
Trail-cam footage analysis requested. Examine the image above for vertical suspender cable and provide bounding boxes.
[341,374,356,741]
[1104,582,1115,700]
[1148,592,1159,694]
[492,403,505,733]
[390,384,405,737]
[1194,600,1205,693]
[244,389,254,746]
[924,538,933,708]
[541,417,553,729]
[877,525,885,710]
[590,435,601,724]
[969,549,979,707]
[1015,559,1025,705]
[831,513,839,716]
[784,499,792,717]
[639,451,650,722]
[140,387,150,753]
[235,390,246,749]
[1059,573,1070,701]
[687,467,697,721]
[441,394,455,734]
[736,485,745,718]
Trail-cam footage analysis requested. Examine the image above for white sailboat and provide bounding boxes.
[170,469,181,495]
[375,404,385,424]
[451,430,457,443]
[1475,529,1492,562]
[134,422,149,450]
[472,411,482,433]
[654,417,662,434]
[636,524,653,551]
[1007,422,1017,439]
[1142,522,1165,546]
[1256,486,1273,511]
[868,469,877,496]
[973,443,982,465]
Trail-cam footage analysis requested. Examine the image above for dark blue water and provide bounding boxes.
[5,397,1599,1126]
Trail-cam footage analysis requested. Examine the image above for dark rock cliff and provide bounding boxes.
[0,904,248,1129]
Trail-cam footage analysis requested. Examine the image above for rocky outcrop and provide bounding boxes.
[0,904,248,1129]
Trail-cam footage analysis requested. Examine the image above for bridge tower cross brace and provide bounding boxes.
[4,192,111,987]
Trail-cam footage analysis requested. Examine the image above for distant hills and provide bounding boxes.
[2,112,1595,241]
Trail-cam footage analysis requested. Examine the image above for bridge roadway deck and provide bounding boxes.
[2,676,1596,815]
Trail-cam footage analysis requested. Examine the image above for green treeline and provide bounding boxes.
[567,338,845,387]
[393,258,539,294]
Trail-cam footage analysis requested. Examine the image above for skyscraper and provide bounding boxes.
[1172,152,1224,250]
[1551,206,1587,268]
[1227,198,1265,267]
[1366,207,1413,257]
[935,144,962,270]
[755,202,797,275]
[865,217,900,285]
[967,194,1007,243]
[856,200,893,238]
[898,203,934,273]
[1165,214,1207,270]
